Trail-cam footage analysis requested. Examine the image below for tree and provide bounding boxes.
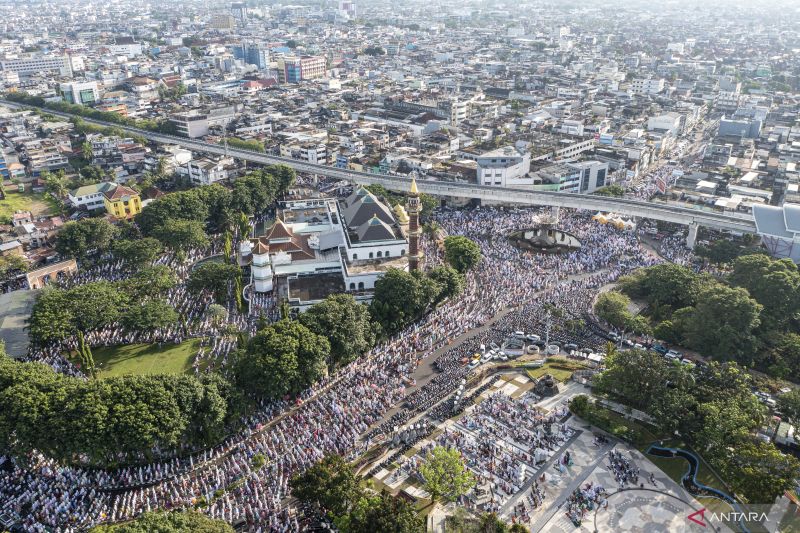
[122,299,178,333]
[777,389,800,423]
[419,446,475,503]
[299,294,376,369]
[617,263,704,310]
[427,265,465,302]
[594,184,625,197]
[28,287,75,344]
[363,45,386,56]
[594,348,680,410]
[695,239,742,265]
[124,265,177,300]
[55,218,119,260]
[113,238,163,267]
[235,320,329,399]
[370,269,437,335]
[206,303,228,325]
[42,169,69,198]
[79,165,106,184]
[444,236,482,273]
[728,255,800,326]
[684,284,762,363]
[90,511,234,533]
[152,219,209,257]
[187,262,240,305]
[336,492,424,533]
[768,334,800,382]
[593,291,632,330]
[136,190,209,236]
[286,39,299,49]
[717,441,800,504]
[0,254,28,279]
[81,141,93,162]
[69,281,129,333]
[237,211,250,239]
[290,454,363,519]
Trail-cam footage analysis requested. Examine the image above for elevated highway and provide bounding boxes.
[2,100,757,245]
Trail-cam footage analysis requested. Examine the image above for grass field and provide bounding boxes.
[643,441,734,516]
[0,190,55,222]
[86,339,203,377]
[525,359,588,382]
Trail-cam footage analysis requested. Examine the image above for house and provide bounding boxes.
[103,184,142,219]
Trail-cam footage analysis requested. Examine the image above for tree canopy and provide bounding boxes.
[443,236,482,273]
[55,218,119,260]
[299,294,376,369]
[419,446,476,503]
[187,261,240,305]
[91,511,233,533]
[234,320,329,399]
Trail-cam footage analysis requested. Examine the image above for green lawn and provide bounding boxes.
[643,440,735,516]
[0,190,55,222]
[525,359,589,382]
[85,339,203,377]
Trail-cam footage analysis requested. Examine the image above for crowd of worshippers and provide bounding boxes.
[0,203,700,532]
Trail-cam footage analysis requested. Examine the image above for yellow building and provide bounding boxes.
[103,184,142,219]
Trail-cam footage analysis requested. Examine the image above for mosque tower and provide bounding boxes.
[407,177,422,271]
[251,241,273,292]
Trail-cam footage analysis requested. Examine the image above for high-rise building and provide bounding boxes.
[231,2,248,22]
[276,56,326,83]
[233,42,270,70]
[407,178,422,272]
[209,13,235,30]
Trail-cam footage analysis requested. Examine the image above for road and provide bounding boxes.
[0,99,757,236]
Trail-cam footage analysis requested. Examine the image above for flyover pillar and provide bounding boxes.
[686,222,700,249]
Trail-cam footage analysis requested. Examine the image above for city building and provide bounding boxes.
[276,56,326,83]
[58,81,100,105]
[476,146,533,187]
[102,184,142,219]
[0,54,72,77]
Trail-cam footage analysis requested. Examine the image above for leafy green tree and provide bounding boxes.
[336,492,424,533]
[69,281,129,333]
[55,218,120,259]
[370,269,437,335]
[594,348,679,411]
[187,262,240,304]
[28,287,76,344]
[152,219,209,256]
[79,165,106,184]
[593,184,625,197]
[777,389,800,423]
[0,254,28,278]
[81,141,93,162]
[728,255,800,326]
[684,284,762,363]
[122,299,178,333]
[695,239,742,265]
[593,291,631,330]
[113,238,163,267]
[235,320,329,399]
[419,446,476,503]
[124,265,177,300]
[90,510,234,532]
[290,454,363,519]
[136,189,209,235]
[444,236,482,273]
[427,265,465,302]
[716,441,800,504]
[299,294,376,369]
[617,263,704,310]
[42,169,69,198]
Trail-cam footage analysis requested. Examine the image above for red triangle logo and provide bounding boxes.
[688,508,707,527]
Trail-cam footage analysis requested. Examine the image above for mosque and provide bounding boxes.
[240,180,422,310]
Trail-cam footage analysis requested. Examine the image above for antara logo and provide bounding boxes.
[687,508,769,527]
[687,508,707,527]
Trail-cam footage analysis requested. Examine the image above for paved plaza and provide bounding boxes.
[368,371,729,533]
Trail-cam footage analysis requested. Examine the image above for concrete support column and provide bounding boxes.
[687,222,700,249]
